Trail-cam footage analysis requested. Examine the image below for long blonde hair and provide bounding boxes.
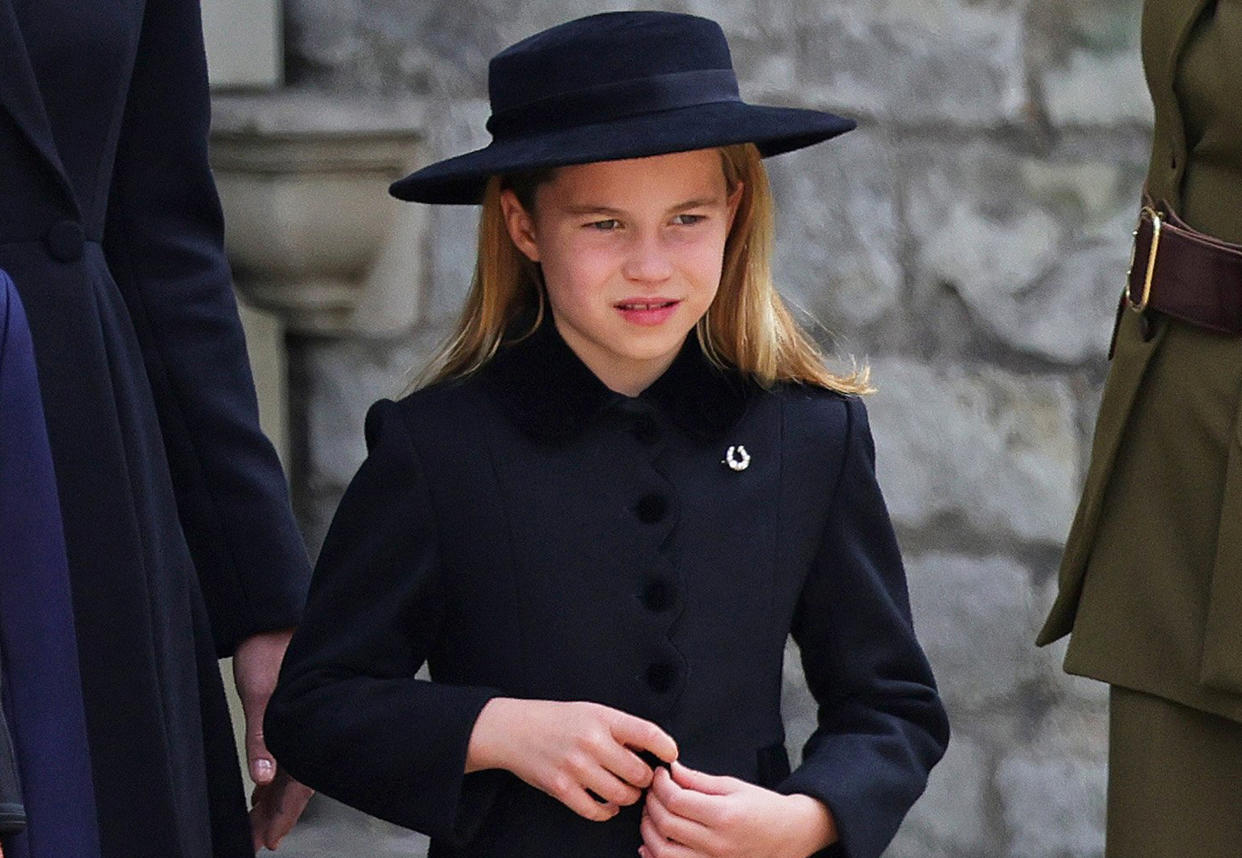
[419,143,871,394]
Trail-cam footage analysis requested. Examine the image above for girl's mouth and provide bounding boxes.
[614,299,680,326]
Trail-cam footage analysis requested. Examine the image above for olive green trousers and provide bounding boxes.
[1107,685,1242,857]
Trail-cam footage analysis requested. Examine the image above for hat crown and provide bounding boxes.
[390,11,855,204]
[487,12,735,119]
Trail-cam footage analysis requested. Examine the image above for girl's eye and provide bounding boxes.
[672,214,705,226]
[588,219,621,231]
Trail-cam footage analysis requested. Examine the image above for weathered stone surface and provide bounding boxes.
[769,128,903,333]
[996,733,1106,857]
[865,359,1080,545]
[902,142,1146,364]
[785,0,1028,125]
[905,553,1045,712]
[886,735,994,858]
[278,795,430,857]
[1029,0,1150,127]
[291,326,449,554]
[781,639,817,766]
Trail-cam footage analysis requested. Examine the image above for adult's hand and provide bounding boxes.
[233,629,314,850]
[466,698,678,822]
[638,761,836,858]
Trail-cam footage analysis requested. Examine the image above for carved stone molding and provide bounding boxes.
[210,92,428,336]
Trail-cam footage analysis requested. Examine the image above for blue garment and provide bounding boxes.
[0,271,99,858]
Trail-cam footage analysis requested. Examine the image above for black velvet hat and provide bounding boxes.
[390,11,855,205]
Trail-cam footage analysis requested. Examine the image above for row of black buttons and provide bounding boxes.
[619,400,678,695]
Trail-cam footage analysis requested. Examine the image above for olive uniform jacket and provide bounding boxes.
[1038,0,1242,722]
[267,319,949,858]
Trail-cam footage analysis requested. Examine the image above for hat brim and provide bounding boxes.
[390,101,856,204]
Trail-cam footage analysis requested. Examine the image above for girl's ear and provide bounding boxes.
[500,189,541,263]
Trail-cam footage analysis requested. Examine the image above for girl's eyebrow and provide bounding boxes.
[559,196,724,216]
[669,196,723,211]
[560,204,626,216]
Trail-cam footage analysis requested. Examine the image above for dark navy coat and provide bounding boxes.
[0,0,310,855]
[0,272,98,858]
[268,320,948,858]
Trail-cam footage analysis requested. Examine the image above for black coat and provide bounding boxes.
[268,321,948,858]
[0,0,310,855]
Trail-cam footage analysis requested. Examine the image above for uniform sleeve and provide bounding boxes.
[100,0,309,653]
[265,399,501,842]
[778,396,949,858]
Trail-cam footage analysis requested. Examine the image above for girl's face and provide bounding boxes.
[501,148,741,396]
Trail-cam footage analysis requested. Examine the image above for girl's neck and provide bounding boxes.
[552,319,683,398]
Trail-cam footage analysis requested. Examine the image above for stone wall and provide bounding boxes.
[268,1,1152,855]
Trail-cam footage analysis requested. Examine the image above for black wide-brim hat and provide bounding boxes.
[390,11,856,205]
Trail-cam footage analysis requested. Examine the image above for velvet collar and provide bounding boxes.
[482,314,759,446]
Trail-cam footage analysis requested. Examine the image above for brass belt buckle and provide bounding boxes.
[1126,205,1163,313]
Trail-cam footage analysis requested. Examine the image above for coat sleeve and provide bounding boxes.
[265,399,502,843]
[100,0,309,654]
[778,396,949,858]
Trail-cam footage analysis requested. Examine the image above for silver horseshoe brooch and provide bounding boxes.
[723,445,751,472]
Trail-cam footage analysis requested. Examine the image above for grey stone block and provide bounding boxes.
[787,0,1027,125]
[902,142,1145,364]
[885,735,995,858]
[769,127,903,335]
[996,740,1106,858]
[866,359,1079,545]
[905,553,1046,713]
[1029,0,1150,127]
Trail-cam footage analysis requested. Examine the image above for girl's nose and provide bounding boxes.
[621,233,674,283]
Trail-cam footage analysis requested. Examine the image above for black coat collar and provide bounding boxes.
[482,315,758,445]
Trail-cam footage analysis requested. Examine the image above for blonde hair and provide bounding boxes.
[419,143,871,394]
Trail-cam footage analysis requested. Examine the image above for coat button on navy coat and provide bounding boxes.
[634,493,668,523]
[631,413,660,445]
[640,577,675,612]
[43,220,85,262]
[645,662,677,693]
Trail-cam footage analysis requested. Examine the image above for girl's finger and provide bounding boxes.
[649,766,722,826]
[556,783,620,822]
[644,786,716,851]
[609,713,678,764]
[645,814,705,858]
[602,743,660,790]
[581,765,644,807]
[669,760,735,796]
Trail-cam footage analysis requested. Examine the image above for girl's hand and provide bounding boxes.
[638,761,837,858]
[466,698,678,822]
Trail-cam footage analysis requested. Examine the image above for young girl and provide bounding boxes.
[267,11,948,858]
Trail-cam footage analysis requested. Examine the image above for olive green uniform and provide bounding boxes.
[1038,0,1242,853]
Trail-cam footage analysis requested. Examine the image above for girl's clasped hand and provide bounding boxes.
[640,762,836,858]
[470,699,835,858]
[466,699,678,822]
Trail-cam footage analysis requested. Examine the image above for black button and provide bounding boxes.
[641,577,674,612]
[645,662,676,693]
[632,414,660,445]
[44,220,85,262]
[634,493,667,524]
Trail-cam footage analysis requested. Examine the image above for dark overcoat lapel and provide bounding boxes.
[0,0,77,213]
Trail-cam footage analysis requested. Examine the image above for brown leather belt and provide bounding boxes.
[1126,198,1242,335]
